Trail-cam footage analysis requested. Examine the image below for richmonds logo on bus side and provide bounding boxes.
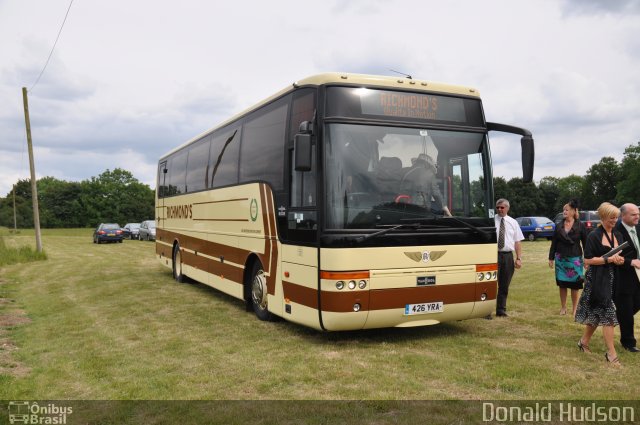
[166,204,192,219]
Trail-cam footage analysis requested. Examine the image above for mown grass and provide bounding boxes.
[0,227,47,267]
[0,230,638,403]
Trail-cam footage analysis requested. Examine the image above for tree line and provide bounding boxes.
[0,142,638,228]
[0,168,154,228]
[495,142,640,218]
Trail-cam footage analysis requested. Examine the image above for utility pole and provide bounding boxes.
[22,87,43,252]
[13,184,17,233]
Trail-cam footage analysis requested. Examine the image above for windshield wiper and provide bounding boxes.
[354,223,418,243]
[444,215,492,240]
[401,215,492,240]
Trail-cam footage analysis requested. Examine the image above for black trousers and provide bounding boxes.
[497,251,515,314]
[615,285,640,348]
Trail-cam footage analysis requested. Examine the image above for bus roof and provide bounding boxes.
[160,73,481,160]
[294,72,480,97]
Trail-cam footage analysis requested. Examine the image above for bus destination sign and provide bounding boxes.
[360,90,466,122]
[326,87,483,126]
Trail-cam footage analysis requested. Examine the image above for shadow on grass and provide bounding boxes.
[176,274,470,345]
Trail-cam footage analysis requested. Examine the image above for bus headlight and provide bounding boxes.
[348,280,357,290]
[492,271,497,280]
[336,281,345,290]
[358,280,367,289]
[480,293,487,301]
[353,303,361,312]
[478,273,485,281]
[485,272,492,281]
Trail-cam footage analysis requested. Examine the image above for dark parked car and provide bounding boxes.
[93,223,123,244]
[139,220,156,241]
[122,223,141,239]
[516,216,556,241]
[554,210,601,233]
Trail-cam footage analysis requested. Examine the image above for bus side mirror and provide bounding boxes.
[294,133,312,172]
[521,135,535,183]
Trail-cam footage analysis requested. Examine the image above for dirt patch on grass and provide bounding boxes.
[0,311,31,327]
[0,334,31,377]
[0,290,31,377]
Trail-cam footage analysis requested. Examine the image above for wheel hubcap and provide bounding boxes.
[251,270,268,311]
[174,248,182,278]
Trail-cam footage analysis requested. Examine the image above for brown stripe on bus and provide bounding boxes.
[157,228,247,265]
[282,281,496,313]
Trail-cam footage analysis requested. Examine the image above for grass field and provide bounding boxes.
[1,229,639,402]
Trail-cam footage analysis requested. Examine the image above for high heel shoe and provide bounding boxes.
[605,352,622,367]
[578,339,591,353]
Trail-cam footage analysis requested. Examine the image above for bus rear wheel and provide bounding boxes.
[250,261,274,321]
[172,243,185,283]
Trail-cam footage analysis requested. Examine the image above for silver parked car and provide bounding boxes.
[139,220,156,241]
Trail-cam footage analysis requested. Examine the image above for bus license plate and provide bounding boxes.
[405,302,443,315]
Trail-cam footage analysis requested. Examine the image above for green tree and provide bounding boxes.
[0,180,32,228]
[617,141,640,204]
[38,177,84,228]
[80,168,154,226]
[580,156,620,209]
[493,177,511,205]
[506,177,542,217]
[538,176,560,218]
[556,174,585,210]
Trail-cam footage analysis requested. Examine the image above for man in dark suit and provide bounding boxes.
[615,203,640,352]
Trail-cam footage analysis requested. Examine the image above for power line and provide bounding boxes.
[29,0,75,93]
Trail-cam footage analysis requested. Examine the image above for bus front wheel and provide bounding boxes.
[172,243,185,283]
[250,261,275,321]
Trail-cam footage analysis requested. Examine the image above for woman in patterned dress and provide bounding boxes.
[575,202,625,366]
[549,199,588,316]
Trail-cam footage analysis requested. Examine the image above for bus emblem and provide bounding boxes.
[250,198,259,222]
[404,251,447,263]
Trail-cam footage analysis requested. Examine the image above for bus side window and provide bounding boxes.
[158,161,168,198]
[210,127,241,188]
[239,99,288,190]
[166,151,187,196]
[289,90,316,207]
[185,135,212,192]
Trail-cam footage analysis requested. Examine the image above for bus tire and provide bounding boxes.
[172,243,185,283]
[249,261,275,321]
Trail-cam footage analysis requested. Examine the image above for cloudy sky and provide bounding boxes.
[1,0,639,197]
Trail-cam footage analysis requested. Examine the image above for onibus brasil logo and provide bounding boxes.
[8,401,73,424]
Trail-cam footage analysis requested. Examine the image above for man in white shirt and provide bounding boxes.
[494,198,524,317]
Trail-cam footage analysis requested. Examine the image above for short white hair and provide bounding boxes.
[496,198,510,208]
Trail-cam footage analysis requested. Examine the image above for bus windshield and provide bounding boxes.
[324,123,490,229]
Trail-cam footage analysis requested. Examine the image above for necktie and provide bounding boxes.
[498,218,505,250]
[629,228,639,258]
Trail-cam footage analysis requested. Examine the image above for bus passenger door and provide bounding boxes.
[448,157,469,216]
[156,161,169,265]
[280,141,320,328]
[158,161,168,228]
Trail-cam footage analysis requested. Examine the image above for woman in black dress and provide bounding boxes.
[575,202,625,366]
[548,200,588,316]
